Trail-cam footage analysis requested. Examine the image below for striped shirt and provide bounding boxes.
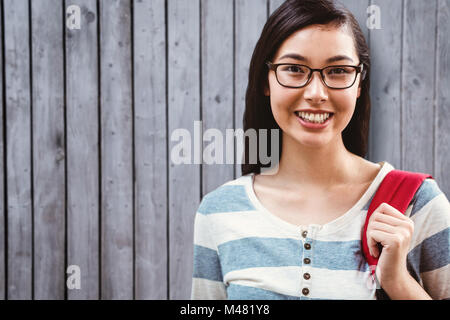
[191,161,450,300]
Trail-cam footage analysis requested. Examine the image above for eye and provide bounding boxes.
[288,66,303,73]
[280,65,307,73]
[327,67,350,75]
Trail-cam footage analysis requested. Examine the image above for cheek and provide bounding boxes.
[268,78,297,115]
[335,93,356,111]
[332,91,358,126]
[269,89,298,124]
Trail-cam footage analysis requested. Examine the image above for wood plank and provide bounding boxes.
[234,0,267,178]
[269,0,285,15]
[100,0,133,299]
[4,0,32,300]
[0,0,4,301]
[168,0,200,300]
[402,0,436,172]
[133,0,167,299]
[31,0,65,299]
[436,0,450,196]
[369,0,402,168]
[339,0,370,43]
[65,0,99,300]
[201,0,234,194]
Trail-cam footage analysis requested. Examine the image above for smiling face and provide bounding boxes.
[265,23,363,149]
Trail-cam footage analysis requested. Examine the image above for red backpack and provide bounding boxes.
[362,170,433,275]
[362,169,433,298]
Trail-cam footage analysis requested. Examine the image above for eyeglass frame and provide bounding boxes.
[265,61,366,89]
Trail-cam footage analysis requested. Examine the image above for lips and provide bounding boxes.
[294,111,334,129]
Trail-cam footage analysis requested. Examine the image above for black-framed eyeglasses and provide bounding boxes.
[266,61,366,89]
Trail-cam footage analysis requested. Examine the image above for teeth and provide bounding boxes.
[296,112,331,124]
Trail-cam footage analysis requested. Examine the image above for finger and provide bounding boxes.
[367,229,397,249]
[369,221,397,234]
[366,227,395,258]
[366,228,379,258]
[367,221,399,258]
[368,203,404,225]
[376,202,409,220]
[374,213,415,235]
[367,203,410,257]
[372,212,407,227]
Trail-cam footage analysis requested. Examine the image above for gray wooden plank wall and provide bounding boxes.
[0,0,448,300]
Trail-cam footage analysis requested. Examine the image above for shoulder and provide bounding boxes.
[351,156,383,186]
[410,178,449,218]
[408,178,449,256]
[197,174,256,215]
[406,178,450,298]
[408,178,449,247]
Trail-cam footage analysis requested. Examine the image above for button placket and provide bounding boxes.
[300,227,313,297]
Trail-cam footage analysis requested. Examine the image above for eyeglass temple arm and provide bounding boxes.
[359,63,367,80]
[266,61,275,70]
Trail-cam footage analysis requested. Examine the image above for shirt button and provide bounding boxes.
[302,288,309,296]
[303,273,311,280]
[304,258,311,264]
[304,243,311,250]
[302,230,308,238]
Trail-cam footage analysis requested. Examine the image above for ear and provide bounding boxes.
[357,69,367,99]
[357,75,363,98]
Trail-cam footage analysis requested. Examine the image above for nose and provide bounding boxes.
[303,71,328,103]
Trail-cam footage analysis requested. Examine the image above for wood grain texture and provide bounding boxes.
[66,0,99,300]
[201,0,234,194]
[339,0,370,43]
[0,0,4,301]
[369,0,402,168]
[133,0,168,300]
[402,0,437,173]
[100,0,133,299]
[167,0,200,300]
[436,0,450,195]
[31,0,65,300]
[269,0,285,15]
[4,0,32,300]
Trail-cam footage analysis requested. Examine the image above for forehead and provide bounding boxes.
[273,24,358,65]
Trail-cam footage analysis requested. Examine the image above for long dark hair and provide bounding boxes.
[241,0,371,176]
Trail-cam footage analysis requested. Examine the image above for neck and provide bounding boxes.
[269,132,362,190]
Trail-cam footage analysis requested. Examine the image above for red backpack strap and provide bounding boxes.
[362,169,433,275]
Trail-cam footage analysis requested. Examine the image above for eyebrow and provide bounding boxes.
[278,53,354,64]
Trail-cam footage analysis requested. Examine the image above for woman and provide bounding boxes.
[191,0,450,300]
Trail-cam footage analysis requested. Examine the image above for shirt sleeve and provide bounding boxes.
[190,206,227,300]
[407,178,450,300]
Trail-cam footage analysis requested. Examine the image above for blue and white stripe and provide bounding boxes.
[191,161,450,300]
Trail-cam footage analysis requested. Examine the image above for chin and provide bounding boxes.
[289,132,331,149]
[297,138,330,148]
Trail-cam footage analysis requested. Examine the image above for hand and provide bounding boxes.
[366,202,415,287]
